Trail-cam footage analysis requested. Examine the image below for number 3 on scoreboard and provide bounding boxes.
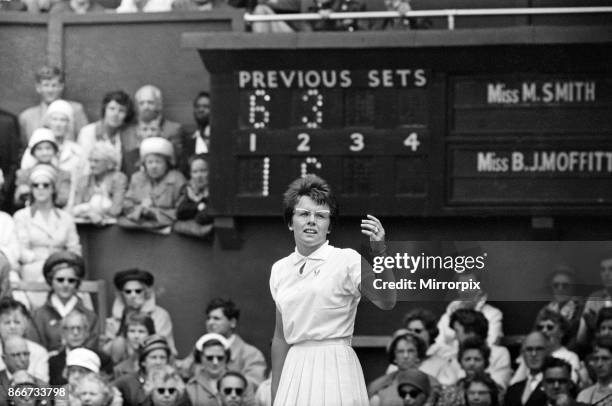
[349,132,364,152]
[403,132,420,152]
[297,133,311,152]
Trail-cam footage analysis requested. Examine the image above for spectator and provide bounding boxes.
[172,0,219,11]
[504,331,550,406]
[30,251,97,352]
[72,142,128,224]
[186,333,231,406]
[50,0,106,12]
[105,312,155,377]
[578,336,612,404]
[395,369,431,406]
[113,335,172,406]
[107,269,176,355]
[174,154,213,239]
[73,372,116,406]
[464,373,500,406]
[48,310,113,385]
[14,128,72,208]
[579,257,612,347]
[143,365,192,406]
[13,164,81,307]
[218,371,249,406]
[596,308,612,338]
[439,308,511,389]
[116,0,172,11]
[538,266,583,349]
[0,336,42,405]
[181,92,210,162]
[0,211,19,300]
[303,0,366,31]
[19,65,88,144]
[0,298,49,382]
[5,370,48,406]
[77,90,136,173]
[368,330,438,406]
[118,137,185,234]
[541,357,587,406]
[0,108,21,212]
[122,119,163,178]
[380,0,430,30]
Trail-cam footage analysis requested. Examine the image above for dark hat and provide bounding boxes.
[139,334,170,363]
[42,251,85,284]
[397,369,431,397]
[113,268,154,289]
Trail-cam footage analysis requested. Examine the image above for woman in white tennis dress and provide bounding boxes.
[270,175,395,406]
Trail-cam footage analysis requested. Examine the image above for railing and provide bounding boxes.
[245,6,612,29]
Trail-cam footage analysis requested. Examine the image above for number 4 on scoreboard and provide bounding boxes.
[403,132,420,152]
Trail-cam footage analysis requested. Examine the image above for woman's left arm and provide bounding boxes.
[360,214,396,310]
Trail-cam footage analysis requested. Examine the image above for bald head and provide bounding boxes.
[522,331,550,373]
[3,335,29,373]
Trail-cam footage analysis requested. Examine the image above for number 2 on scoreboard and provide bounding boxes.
[297,133,311,152]
[404,132,420,151]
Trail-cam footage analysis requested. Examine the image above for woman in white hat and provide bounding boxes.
[72,142,128,224]
[12,164,81,305]
[118,137,185,234]
[13,128,72,208]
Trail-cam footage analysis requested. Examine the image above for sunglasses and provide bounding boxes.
[123,289,143,295]
[537,323,557,331]
[31,182,51,189]
[54,277,78,284]
[205,355,225,362]
[156,388,177,395]
[222,387,244,396]
[398,388,422,399]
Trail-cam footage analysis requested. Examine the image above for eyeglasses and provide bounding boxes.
[156,388,177,395]
[537,323,557,332]
[398,388,422,399]
[31,182,51,189]
[294,208,331,222]
[222,387,244,396]
[524,346,546,353]
[7,351,30,357]
[205,355,225,362]
[62,325,85,333]
[123,289,143,295]
[54,277,78,284]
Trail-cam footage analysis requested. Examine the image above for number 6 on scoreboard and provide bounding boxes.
[403,132,421,151]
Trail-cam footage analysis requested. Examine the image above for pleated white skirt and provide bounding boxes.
[274,338,370,406]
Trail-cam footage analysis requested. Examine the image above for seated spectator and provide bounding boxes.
[395,369,431,406]
[4,370,48,406]
[19,65,88,144]
[73,372,116,406]
[438,309,511,389]
[504,331,550,406]
[116,0,172,11]
[174,154,213,239]
[122,119,162,179]
[512,309,581,384]
[77,90,136,173]
[218,371,249,406]
[304,0,366,32]
[537,266,583,350]
[107,269,177,355]
[541,357,587,406]
[0,108,21,213]
[143,365,192,406]
[48,310,113,385]
[0,298,49,382]
[113,335,172,406]
[30,251,97,352]
[105,312,155,377]
[596,308,612,338]
[14,128,72,208]
[368,330,438,406]
[180,92,210,170]
[434,272,503,349]
[50,0,106,12]
[118,137,185,234]
[379,0,430,30]
[579,257,612,347]
[13,164,81,307]
[72,142,128,224]
[386,308,452,385]
[0,336,46,405]
[0,210,19,299]
[177,298,266,388]
[464,373,500,406]
[578,336,612,404]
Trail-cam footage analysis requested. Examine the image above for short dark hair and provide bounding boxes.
[206,298,239,321]
[282,175,338,227]
[217,371,247,392]
[188,154,209,169]
[101,90,135,124]
[541,356,571,376]
[120,312,156,337]
[0,297,30,319]
[387,332,427,365]
[458,336,491,369]
[596,308,612,331]
[462,373,499,406]
[593,335,612,354]
[534,309,569,335]
[403,308,439,342]
[35,65,64,83]
[449,309,488,340]
[193,91,210,106]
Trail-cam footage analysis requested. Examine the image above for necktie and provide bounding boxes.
[521,375,536,404]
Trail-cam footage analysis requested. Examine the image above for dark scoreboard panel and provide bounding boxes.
[185,28,612,217]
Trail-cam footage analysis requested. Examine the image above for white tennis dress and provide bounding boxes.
[270,241,369,406]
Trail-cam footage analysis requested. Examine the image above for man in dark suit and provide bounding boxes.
[505,331,550,406]
[179,91,210,175]
[0,109,21,212]
[541,356,588,406]
[0,335,40,405]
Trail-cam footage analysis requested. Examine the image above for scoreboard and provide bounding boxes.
[183,27,612,217]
